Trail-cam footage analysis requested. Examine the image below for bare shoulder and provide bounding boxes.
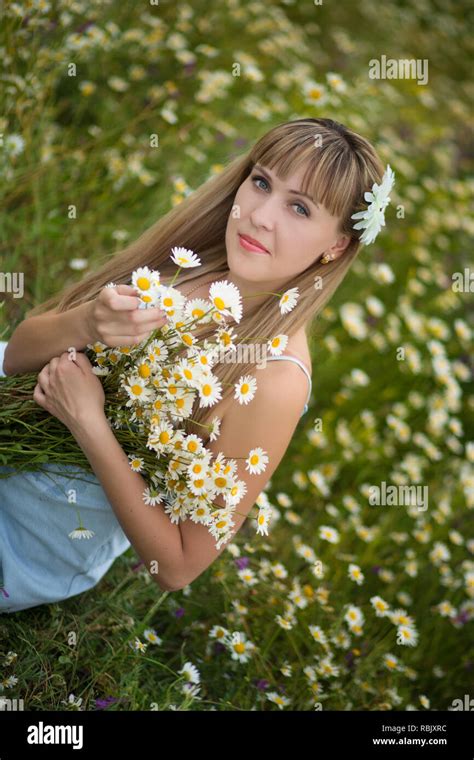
[284,329,312,378]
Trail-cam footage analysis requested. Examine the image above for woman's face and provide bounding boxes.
[225,161,350,283]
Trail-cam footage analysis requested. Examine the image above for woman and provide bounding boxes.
[0,117,393,613]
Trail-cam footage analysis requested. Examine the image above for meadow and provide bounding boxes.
[0,0,472,711]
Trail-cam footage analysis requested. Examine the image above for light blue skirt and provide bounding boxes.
[0,340,131,613]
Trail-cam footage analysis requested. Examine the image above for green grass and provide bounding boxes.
[0,0,472,711]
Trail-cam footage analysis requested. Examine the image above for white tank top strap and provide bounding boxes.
[265,353,312,416]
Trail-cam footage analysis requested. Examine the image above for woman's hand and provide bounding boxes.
[85,284,169,348]
[33,350,106,431]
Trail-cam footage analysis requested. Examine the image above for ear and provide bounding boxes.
[328,233,351,259]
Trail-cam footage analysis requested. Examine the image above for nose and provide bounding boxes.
[249,196,276,232]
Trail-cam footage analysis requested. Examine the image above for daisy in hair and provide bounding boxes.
[279,287,299,315]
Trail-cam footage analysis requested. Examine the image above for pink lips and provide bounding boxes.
[238,233,270,254]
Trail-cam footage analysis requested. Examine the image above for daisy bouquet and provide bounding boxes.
[0,247,300,549]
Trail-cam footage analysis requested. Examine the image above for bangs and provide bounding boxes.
[251,130,363,224]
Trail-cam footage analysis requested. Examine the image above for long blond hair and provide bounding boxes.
[28,117,386,437]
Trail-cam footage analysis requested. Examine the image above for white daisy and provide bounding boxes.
[227,631,255,663]
[160,285,186,315]
[245,447,269,475]
[370,595,391,617]
[267,333,289,355]
[351,164,395,245]
[178,661,201,683]
[266,691,291,709]
[279,287,299,314]
[143,628,162,645]
[208,416,222,441]
[132,266,161,294]
[128,455,144,472]
[142,486,164,506]
[397,625,418,647]
[255,506,271,536]
[348,563,365,585]
[68,526,95,540]
[198,375,223,407]
[209,280,243,323]
[234,374,257,405]
[170,246,201,268]
[319,525,340,544]
[183,297,213,324]
[123,376,154,405]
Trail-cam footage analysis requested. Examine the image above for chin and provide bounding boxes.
[228,250,271,282]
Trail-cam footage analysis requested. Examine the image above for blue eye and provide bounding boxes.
[251,174,310,218]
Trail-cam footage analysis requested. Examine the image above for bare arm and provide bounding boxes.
[66,361,308,593]
[178,360,310,587]
[3,302,93,376]
[69,414,185,593]
[3,285,168,376]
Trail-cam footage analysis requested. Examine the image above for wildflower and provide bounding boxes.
[397,625,419,647]
[178,661,201,684]
[227,632,256,663]
[245,447,269,475]
[170,246,201,268]
[234,375,257,405]
[319,525,340,544]
[266,691,291,709]
[348,563,365,585]
[68,526,95,540]
[267,334,289,355]
[128,455,144,472]
[209,280,242,322]
[279,287,299,314]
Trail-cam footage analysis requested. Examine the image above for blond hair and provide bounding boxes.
[28,117,386,437]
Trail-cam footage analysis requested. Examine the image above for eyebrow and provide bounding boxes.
[253,164,319,208]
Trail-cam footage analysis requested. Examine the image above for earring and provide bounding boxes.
[321,253,335,264]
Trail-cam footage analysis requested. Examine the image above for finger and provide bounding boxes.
[112,285,142,311]
[33,382,47,407]
[135,311,168,330]
[37,365,51,389]
[70,352,93,370]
